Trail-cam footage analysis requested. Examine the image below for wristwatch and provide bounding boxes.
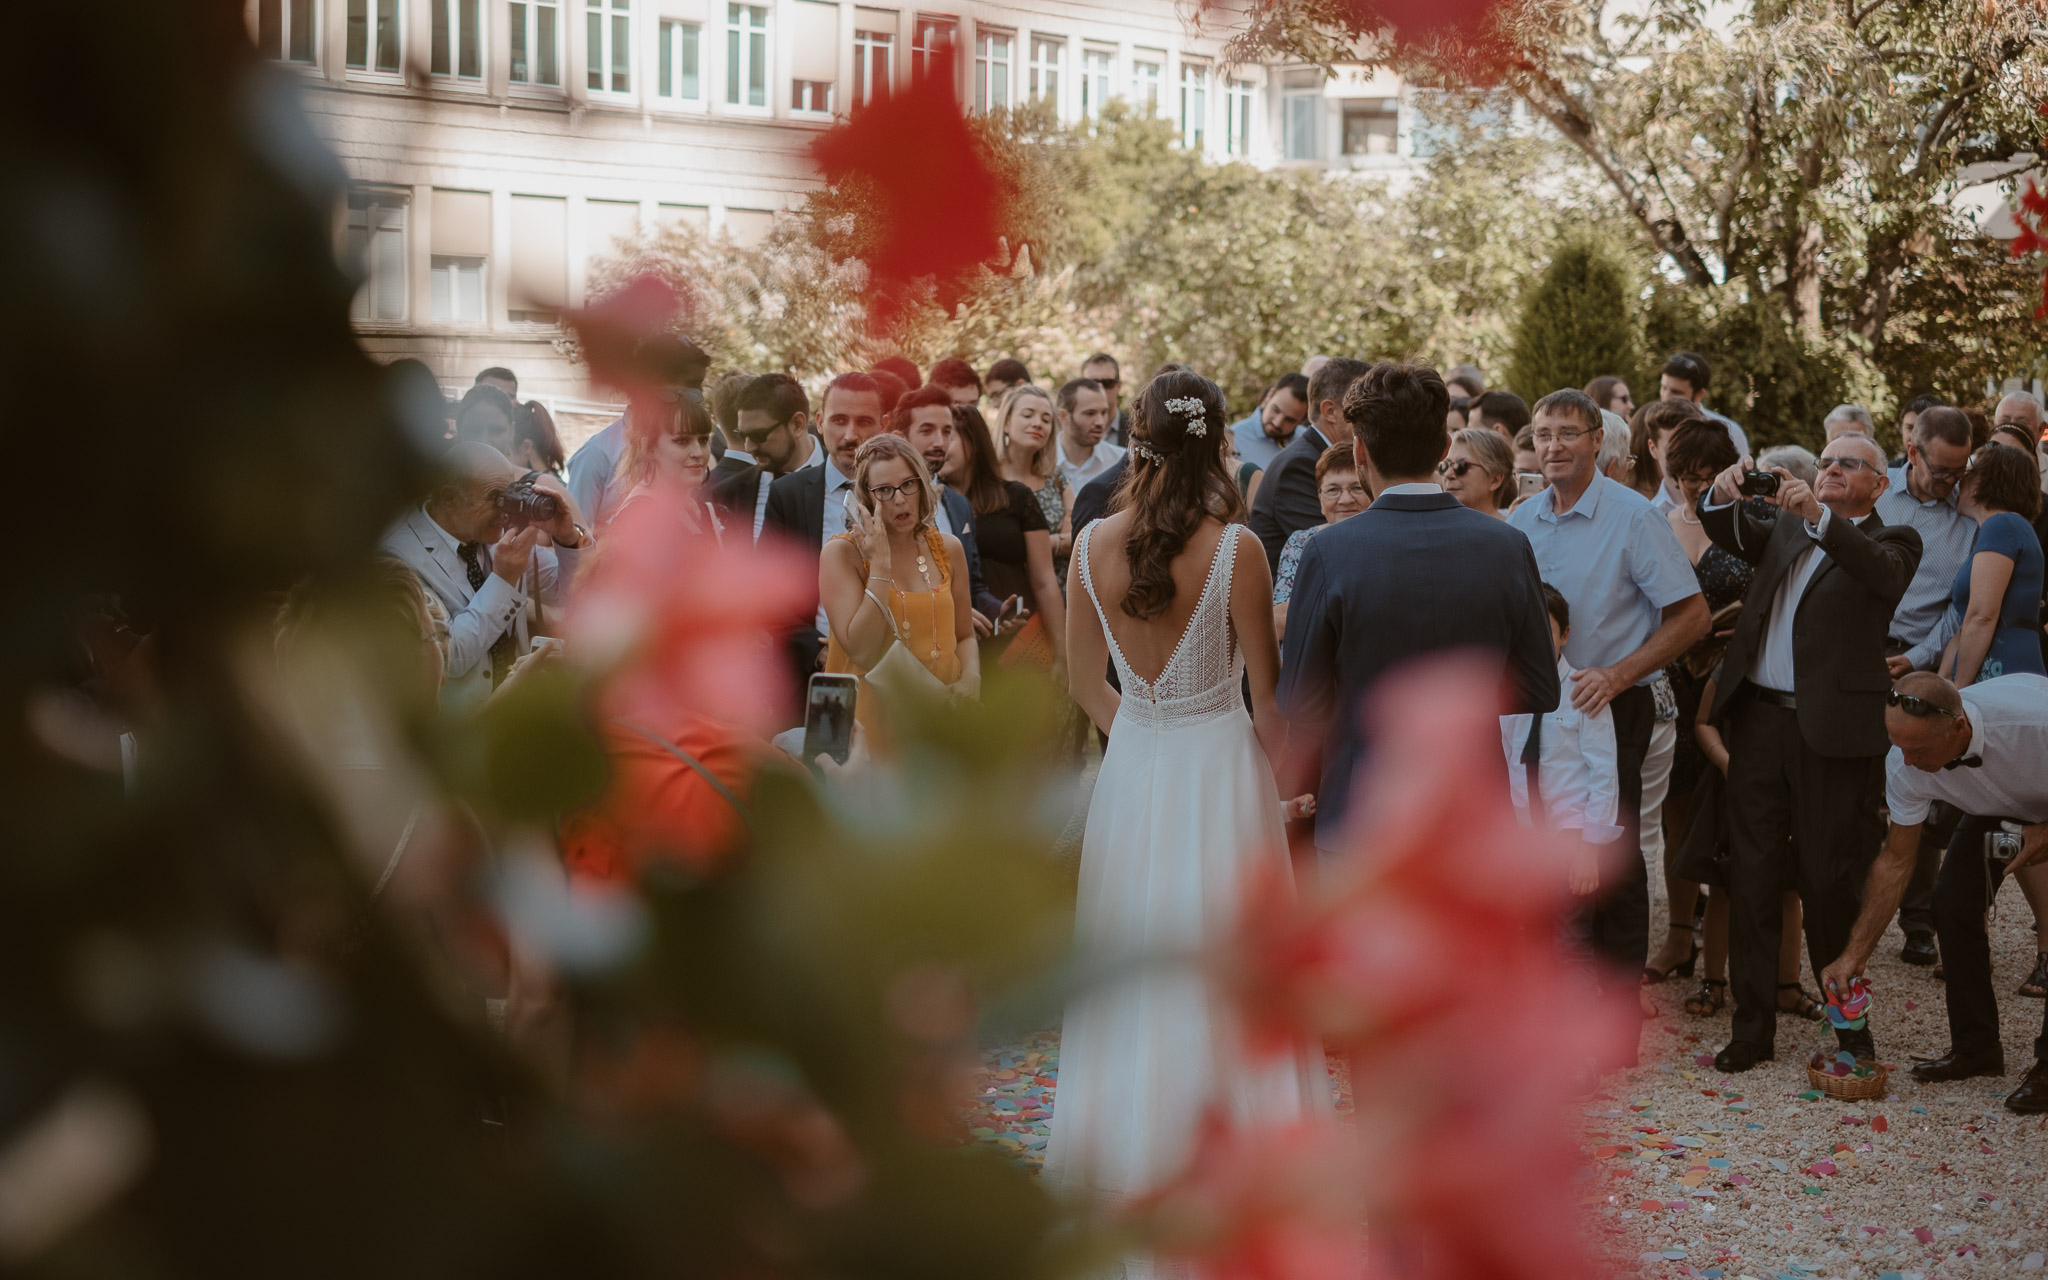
[561,522,590,549]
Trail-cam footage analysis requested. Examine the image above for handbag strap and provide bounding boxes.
[612,718,754,832]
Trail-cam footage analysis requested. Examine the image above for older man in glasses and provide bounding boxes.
[1696,433,1922,1073]
[1819,672,2048,1111]
[1874,405,1983,966]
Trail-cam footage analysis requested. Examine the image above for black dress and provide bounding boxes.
[974,480,1050,607]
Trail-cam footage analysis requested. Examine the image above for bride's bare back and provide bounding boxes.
[1081,511,1242,684]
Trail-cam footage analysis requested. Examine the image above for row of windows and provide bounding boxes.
[257,0,1259,150]
[345,189,770,326]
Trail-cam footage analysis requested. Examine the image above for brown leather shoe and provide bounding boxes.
[2007,1061,2048,1114]
[1910,1049,2005,1083]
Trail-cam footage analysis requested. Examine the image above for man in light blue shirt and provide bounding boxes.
[1659,350,1751,459]
[1870,404,1979,963]
[1229,372,1311,470]
[563,334,708,527]
[1510,389,1709,1010]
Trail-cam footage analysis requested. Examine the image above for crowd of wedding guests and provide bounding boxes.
[317,337,2048,1106]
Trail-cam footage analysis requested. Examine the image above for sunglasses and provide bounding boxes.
[1093,377,1121,390]
[730,418,792,447]
[1887,688,1957,719]
[1436,459,1480,478]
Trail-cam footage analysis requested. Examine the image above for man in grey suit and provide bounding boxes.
[382,441,588,714]
[1277,362,1560,859]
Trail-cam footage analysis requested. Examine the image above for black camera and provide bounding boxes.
[499,475,560,530]
[1738,469,1780,498]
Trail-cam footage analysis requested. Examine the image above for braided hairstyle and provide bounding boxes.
[1117,369,1240,621]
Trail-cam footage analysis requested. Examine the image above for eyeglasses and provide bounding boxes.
[1887,688,1958,719]
[867,481,921,503]
[1529,428,1594,446]
[1319,480,1368,500]
[1436,459,1479,478]
[1816,456,1878,474]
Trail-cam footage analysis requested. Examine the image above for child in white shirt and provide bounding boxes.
[1500,584,1621,898]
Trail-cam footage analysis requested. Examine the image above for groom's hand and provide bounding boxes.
[1569,665,1625,716]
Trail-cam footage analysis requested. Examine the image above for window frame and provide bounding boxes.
[911,15,954,84]
[973,28,1012,113]
[1178,60,1208,151]
[345,0,406,79]
[791,78,834,114]
[346,190,410,325]
[585,0,635,100]
[429,255,488,325]
[1130,52,1161,115]
[428,0,486,86]
[255,0,321,66]
[1079,45,1113,120]
[1226,77,1254,157]
[853,26,893,107]
[725,2,770,113]
[1282,70,1321,162]
[509,0,562,90]
[1340,97,1399,158]
[657,17,704,106]
[1026,35,1061,114]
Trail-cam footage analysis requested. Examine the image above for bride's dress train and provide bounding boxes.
[1043,522,1329,1274]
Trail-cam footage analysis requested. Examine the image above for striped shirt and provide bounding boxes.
[1876,465,1976,669]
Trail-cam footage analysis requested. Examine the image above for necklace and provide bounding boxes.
[1678,508,1702,526]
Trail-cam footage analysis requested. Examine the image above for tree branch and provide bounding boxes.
[1912,71,1982,177]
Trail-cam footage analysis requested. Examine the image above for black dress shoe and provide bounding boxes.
[2006,1061,2048,1113]
[1909,1048,2005,1083]
[1714,1040,1773,1073]
[1836,1028,1876,1062]
[1900,934,1939,966]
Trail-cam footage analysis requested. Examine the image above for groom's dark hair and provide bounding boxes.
[1344,362,1451,480]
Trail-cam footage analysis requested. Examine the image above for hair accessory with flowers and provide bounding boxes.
[1165,396,1209,437]
[1130,441,1166,465]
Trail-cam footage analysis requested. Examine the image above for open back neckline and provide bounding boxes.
[1080,523,1240,696]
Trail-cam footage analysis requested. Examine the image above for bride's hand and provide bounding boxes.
[1282,794,1316,823]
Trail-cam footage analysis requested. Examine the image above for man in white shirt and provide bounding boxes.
[381,441,587,715]
[1501,585,1623,904]
[1819,672,2048,1111]
[1054,377,1124,492]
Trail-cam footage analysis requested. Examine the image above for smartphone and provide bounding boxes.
[1515,472,1545,500]
[802,673,859,767]
[530,635,563,655]
[842,491,861,530]
[995,594,1023,624]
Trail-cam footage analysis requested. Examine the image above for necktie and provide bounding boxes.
[457,541,518,687]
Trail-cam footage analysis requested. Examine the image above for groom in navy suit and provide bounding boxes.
[1277,362,1560,859]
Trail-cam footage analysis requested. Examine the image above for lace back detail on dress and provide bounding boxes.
[1077,522,1245,727]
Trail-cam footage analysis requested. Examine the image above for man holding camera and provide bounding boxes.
[1820,672,2048,1110]
[384,440,588,713]
[1698,434,1921,1072]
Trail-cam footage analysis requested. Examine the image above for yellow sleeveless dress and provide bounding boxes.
[824,528,962,740]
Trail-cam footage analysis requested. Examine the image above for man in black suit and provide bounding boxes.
[1249,357,1373,571]
[706,371,755,495]
[1697,433,1922,1072]
[1071,455,1127,534]
[713,374,819,540]
[1277,362,1560,861]
[762,372,894,696]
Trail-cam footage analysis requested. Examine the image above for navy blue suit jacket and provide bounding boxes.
[1275,491,1560,848]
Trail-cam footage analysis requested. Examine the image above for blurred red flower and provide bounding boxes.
[567,486,811,735]
[1212,656,1629,1280]
[808,47,1007,326]
[1140,1109,1363,1280]
[559,273,692,398]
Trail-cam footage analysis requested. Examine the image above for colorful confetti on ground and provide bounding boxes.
[965,1032,1354,1171]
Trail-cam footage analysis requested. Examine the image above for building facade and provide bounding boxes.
[258,0,1428,405]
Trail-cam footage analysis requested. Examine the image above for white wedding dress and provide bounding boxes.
[1044,522,1329,1260]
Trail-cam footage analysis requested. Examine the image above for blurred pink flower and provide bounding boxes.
[1214,656,1629,1280]
[567,487,811,735]
[560,274,691,398]
[1139,1109,1363,1280]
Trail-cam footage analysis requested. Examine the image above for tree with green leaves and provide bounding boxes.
[1505,234,1639,402]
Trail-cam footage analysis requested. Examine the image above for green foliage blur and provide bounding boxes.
[1506,236,1640,407]
[0,5,1092,1276]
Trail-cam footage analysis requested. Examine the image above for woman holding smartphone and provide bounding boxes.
[820,435,979,741]
[943,403,1066,672]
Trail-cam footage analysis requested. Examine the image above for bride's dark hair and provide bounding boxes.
[1117,369,1240,620]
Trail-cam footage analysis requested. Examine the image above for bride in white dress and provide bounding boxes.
[1044,371,1329,1254]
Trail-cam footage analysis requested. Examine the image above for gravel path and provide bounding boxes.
[1594,889,2048,1279]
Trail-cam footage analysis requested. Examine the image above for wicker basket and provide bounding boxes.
[1808,1059,1888,1100]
